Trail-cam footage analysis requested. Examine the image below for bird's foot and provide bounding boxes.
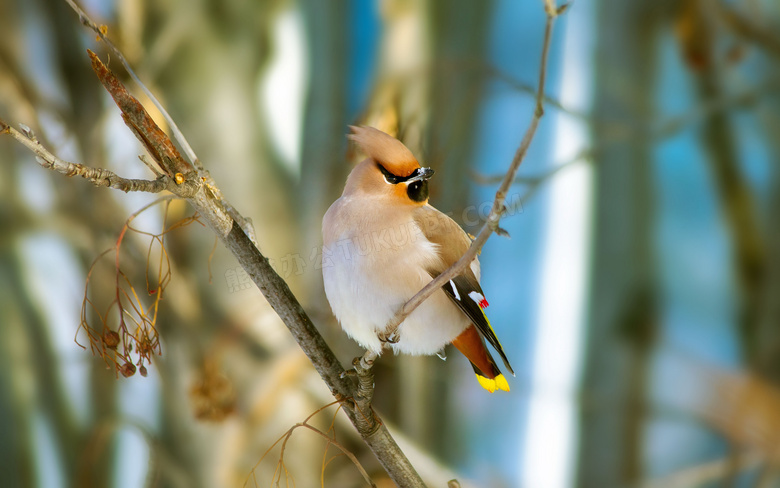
[378,330,400,344]
[339,368,358,379]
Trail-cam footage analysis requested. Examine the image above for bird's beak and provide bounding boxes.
[408,167,435,183]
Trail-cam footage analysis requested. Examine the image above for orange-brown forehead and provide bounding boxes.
[381,159,420,177]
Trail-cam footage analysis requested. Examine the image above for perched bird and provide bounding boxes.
[322,126,513,392]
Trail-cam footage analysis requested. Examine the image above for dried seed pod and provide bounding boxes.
[102,329,120,349]
[119,362,136,378]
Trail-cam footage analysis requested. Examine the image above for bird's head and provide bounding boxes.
[343,125,435,205]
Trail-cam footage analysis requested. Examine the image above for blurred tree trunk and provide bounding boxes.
[43,0,103,156]
[680,0,766,370]
[0,139,37,487]
[427,0,493,215]
[754,85,780,487]
[0,259,37,488]
[298,0,351,326]
[758,174,780,370]
[576,0,662,486]
[16,255,83,486]
[140,1,313,485]
[756,56,780,380]
[425,0,493,460]
[40,1,121,486]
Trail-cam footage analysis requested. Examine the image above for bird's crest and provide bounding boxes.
[348,126,420,177]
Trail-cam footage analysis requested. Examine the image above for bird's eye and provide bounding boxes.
[407,179,429,202]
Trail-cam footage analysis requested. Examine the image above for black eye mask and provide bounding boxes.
[377,164,434,185]
[376,164,434,202]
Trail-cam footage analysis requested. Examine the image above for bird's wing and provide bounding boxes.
[412,206,513,374]
[441,275,513,374]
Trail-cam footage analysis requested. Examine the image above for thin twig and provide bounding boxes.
[64,0,255,252]
[417,59,585,120]
[63,0,201,168]
[86,49,193,177]
[298,424,376,487]
[65,0,257,236]
[245,402,376,488]
[473,73,780,189]
[485,62,583,118]
[360,9,558,369]
[0,119,174,193]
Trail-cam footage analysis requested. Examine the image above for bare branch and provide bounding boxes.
[2,4,427,484]
[298,424,375,487]
[473,73,780,194]
[246,401,376,487]
[63,0,201,168]
[477,62,585,119]
[360,8,558,369]
[0,119,174,193]
[87,50,193,177]
[3,1,565,484]
[223,222,425,487]
[67,1,253,232]
[406,57,584,120]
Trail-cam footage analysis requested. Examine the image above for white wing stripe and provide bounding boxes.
[449,280,461,300]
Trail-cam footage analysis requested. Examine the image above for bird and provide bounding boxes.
[322,126,513,392]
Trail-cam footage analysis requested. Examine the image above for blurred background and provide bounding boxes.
[1,0,779,487]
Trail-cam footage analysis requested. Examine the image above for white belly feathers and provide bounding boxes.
[322,203,470,355]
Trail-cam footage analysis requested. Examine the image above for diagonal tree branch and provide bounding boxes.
[1,0,566,485]
[67,4,256,239]
[87,50,193,177]
[63,0,200,168]
[3,8,427,487]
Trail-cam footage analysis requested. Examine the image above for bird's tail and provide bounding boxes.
[452,325,510,393]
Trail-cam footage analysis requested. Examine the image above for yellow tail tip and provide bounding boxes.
[476,373,510,393]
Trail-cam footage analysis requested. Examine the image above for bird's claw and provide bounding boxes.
[379,330,400,344]
[340,369,357,379]
[495,225,511,238]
